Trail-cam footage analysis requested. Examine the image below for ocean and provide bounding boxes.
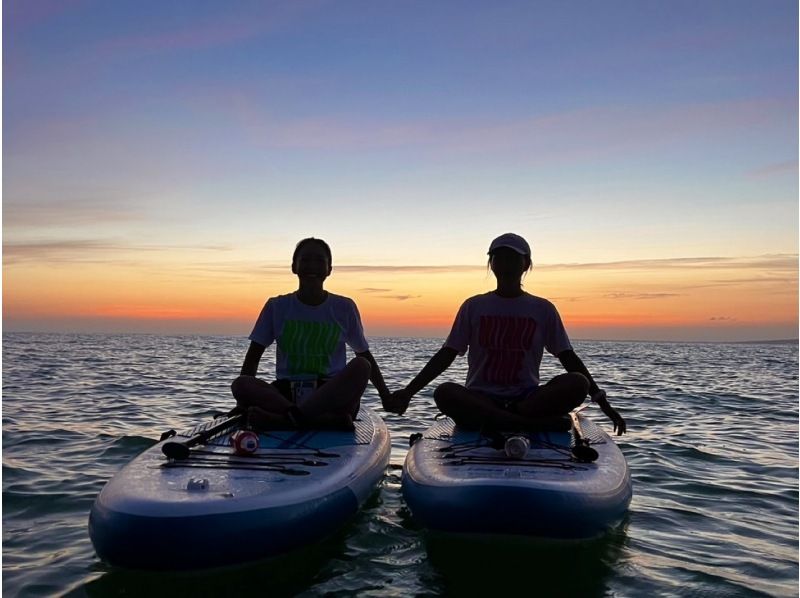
[2,333,798,597]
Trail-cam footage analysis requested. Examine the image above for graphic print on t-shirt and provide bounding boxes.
[278,320,342,377]
[478,316,537,385]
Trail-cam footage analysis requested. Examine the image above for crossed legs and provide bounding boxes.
[433,372,589,430]
[231,356,370,429]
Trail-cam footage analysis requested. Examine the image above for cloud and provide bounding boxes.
[335,265,482,273]
[709,316,737,322]
[5,0,85,29]
[4,198,144,229]
[604,292,681,300]
[673,276,798,293]
[543,255,797,293]
[356,286,421,300]
[221,95,792,159]
[102,19,266,54]
[548,296,587,303]
[94,3,317,55]
[540,254,798,272]
[3,239,231,264]
[553,292,682,302]
[3,240,127,264]
[381,294,422,301]
[745,161,798,179]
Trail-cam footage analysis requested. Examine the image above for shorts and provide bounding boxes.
[487,387,540,412]
[271,378,328,404]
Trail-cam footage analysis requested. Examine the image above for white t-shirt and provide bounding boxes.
[249,292,369,381]
[445,292,573,397]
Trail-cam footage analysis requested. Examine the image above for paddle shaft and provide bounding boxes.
[162,413,244,460]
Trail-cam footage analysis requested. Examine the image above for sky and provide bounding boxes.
[3,0,798,342]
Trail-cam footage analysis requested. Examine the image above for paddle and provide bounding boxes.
[569,411,599,463]
[162,413,244,460]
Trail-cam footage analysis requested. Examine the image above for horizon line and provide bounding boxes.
[3,329,797,346]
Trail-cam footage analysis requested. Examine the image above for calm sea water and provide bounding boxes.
[2,333,798,597]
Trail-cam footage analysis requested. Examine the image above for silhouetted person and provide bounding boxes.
[385,233,626,434]
[232,237,391,430]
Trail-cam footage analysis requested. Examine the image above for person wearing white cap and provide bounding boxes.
[384,233,626,435]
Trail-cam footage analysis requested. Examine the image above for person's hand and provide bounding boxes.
[592,389,627,436]
[377,385,392,403]
[383,388,414,416]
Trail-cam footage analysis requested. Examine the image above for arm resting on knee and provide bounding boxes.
[557,349,599,396]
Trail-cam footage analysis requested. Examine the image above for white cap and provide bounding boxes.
[487,233,531,256]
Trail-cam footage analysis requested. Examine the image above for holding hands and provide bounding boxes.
[382,384,627,438]
[382,388,414,416]
[380,347,456,416]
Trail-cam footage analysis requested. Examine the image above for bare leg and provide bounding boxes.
[231,375,292,414]
[245,406,290,430]
[232,358,370,430]
[433,382,570,431]
[515,373,588,418]
[301,356,370,420]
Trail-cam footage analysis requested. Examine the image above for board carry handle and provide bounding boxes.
[162,413,245,460]
[569,411,599,463]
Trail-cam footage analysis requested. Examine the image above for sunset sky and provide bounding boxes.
[4,1,798,342]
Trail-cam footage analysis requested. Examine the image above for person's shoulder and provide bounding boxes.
[327,292,359,309]
[463,291,494,305]
[268,293,295,305]
[521,292,558,310]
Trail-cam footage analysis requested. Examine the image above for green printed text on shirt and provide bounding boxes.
[278,319,342,377]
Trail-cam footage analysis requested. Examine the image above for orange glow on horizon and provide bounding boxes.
[4,253,797,341]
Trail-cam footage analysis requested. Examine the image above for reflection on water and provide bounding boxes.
[424,521,629,597]
[77,531,350,598]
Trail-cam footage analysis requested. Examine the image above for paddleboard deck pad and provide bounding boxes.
[89,407,390,569]
[402,413,631,539]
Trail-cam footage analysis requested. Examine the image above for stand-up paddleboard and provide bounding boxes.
[402,412,631,539]
[89,407,390,570]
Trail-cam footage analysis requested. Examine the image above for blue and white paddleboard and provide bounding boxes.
[89,407,390,570]
[402,413,631,539]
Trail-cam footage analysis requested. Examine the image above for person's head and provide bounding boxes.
[486,233,532,277]
[292,237,333,278]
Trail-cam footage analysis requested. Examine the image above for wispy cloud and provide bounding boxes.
[102,18,266,54]
[221,95,792,159]
[357,286,421,300]
[745,161,798,179]
[548,296,587,303]
[3,240,129,264]
[5,0,85,29]
[6,244,796,295]
[3,239,231,265]
[335,265,483,273]
[381,294,422,301]
[604,292,681,300]
[97,3,318,55]
[709,316,737,322]
[540,254,798,272]
[545,255,797,293]
[4,198,144,230]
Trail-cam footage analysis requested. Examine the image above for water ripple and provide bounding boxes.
[2,333,797,596]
